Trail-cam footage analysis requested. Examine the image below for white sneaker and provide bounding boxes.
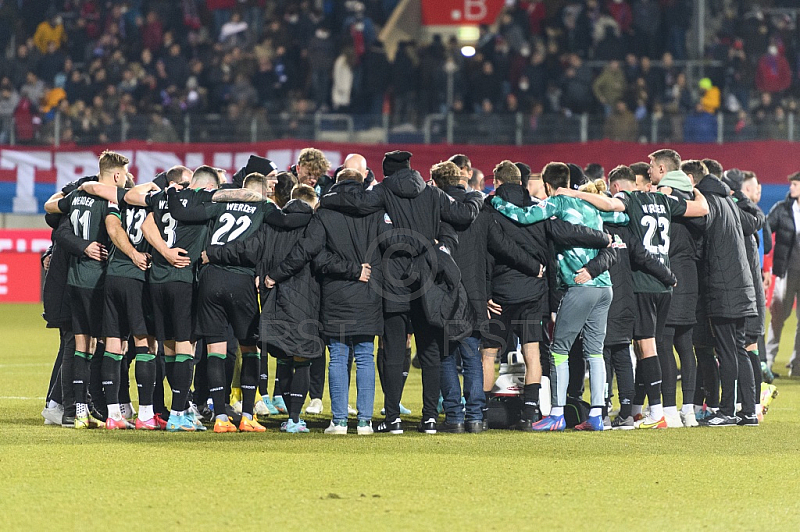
[232,400,243,414]
[120,403,136,420]
[347,404,358,416]
[665,414,683,428]
[188,402,204,421]
[254,399,269,416]
[305,398,323,415]
[680,411,699,427]
[324,420,347,434]
[357,420,374,435]
[42,405,63,425]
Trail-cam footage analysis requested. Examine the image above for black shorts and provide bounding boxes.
[67,284,104,337]
[633,292,671,340]
[195,267,259,346]
[151,281,195,342]
[103,276,149,338]
[481,300,544,350]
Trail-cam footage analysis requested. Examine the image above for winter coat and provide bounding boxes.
[269,180,384,338]
[767,194,798,278]
[317,167,481,313]
[205,200,325,358]
[414,245,474,342]
[441,184,543,328]
[693,175,757,319]
[485,183,612,307]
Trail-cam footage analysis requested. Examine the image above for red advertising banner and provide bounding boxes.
[0,229,49,303]
[421,0,505,25]
[0,252,42,302]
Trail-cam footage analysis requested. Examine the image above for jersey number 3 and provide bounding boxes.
[210,213,252,245]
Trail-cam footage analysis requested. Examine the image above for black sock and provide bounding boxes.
[119,348,132,404]
[633,362,646,405]
[207,354,228,417]
[240,354,259,416]
[640,356,662,406]
[134,346,156,406]
[523,383,540,420]
[89,342,106,417]
[275,358,292,403]
[73,351,91,405]
[170,354,193,413]
[154,353,167,416]
[259,353,269,396]
[101,352,123,409]
[290,361,311,423]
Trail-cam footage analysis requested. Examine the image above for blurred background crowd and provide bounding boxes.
[0,0,799,145]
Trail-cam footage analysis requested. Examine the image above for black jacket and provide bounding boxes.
[767,193,798,278]
[205,200,326,358]
[42,213,90,328]
[693,176,757,319]
[269,180,384,338]
[485,184,612,307]
[441,184,542,326]
[586,224,676,345]
[318,168,481,313]
[665,188,702,326]
[733,190,767,337]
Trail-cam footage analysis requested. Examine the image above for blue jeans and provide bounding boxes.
[328,336,375,422]
[441,335,483,423]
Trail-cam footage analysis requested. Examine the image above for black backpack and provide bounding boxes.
[564,396,590,428]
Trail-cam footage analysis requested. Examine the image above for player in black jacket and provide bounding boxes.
[686,164,759,426]
[267,170,382,434]
[317,150,482,434]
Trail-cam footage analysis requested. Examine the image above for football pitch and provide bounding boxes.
[1,303,799,531]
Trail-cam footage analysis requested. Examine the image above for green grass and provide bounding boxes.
[1,303,800,531]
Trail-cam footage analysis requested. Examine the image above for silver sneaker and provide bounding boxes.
[680,411,699,427]
[610,415,635,430]
[42,405,63,425]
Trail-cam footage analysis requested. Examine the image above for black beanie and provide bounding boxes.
[567,163,587,190]
[723,168,744,192]
[383,150,412,177]
[515,162,531,189]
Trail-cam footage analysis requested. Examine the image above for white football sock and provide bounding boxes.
[663,406,679,417]
[589,407,602,417]
[681,404,694,414]
[139,405,154,421]
[632,405,643,417]
[550,406,564,417]
[649,404,663,420]
[108,404,122,420]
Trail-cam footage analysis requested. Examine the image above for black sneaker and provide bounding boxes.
[465,420,484,433]
[737,414,759,427]
[438,420,465,433]
[418,418,437,434]
[375,418,403,434]
[515,419,535,432]
[699,412,739,427]
[523,404,543,424]
[482,419,489,431]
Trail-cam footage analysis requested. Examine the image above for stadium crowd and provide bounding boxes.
[2,1,800,144]
[36,144,789,433]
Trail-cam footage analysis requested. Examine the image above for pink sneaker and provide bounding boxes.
[135,417,159,430]
[105,417,129,430]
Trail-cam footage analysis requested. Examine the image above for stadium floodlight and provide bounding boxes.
[460,45,476,58]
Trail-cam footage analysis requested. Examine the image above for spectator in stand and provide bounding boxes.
[20,71,45,110]
[307,25,336,110]
[33,14,66,54]
[141,11,163,53]
[36,42,66,86]
[756,44,792,95]
[698,77,720,114]
[593,60,627,115]
[219,12,250,50]
[604,100,637,141]
[0,78,20,142]
[560,55,594,115]
[632,0,661,59]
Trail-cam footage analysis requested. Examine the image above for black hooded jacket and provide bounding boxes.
[767,193,798,278]
[269,180,384,338]
[693,175,757,319]
[317,167,481,313]
[485,183,612,307]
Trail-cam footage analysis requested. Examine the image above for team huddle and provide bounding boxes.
[37,145,779,434]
